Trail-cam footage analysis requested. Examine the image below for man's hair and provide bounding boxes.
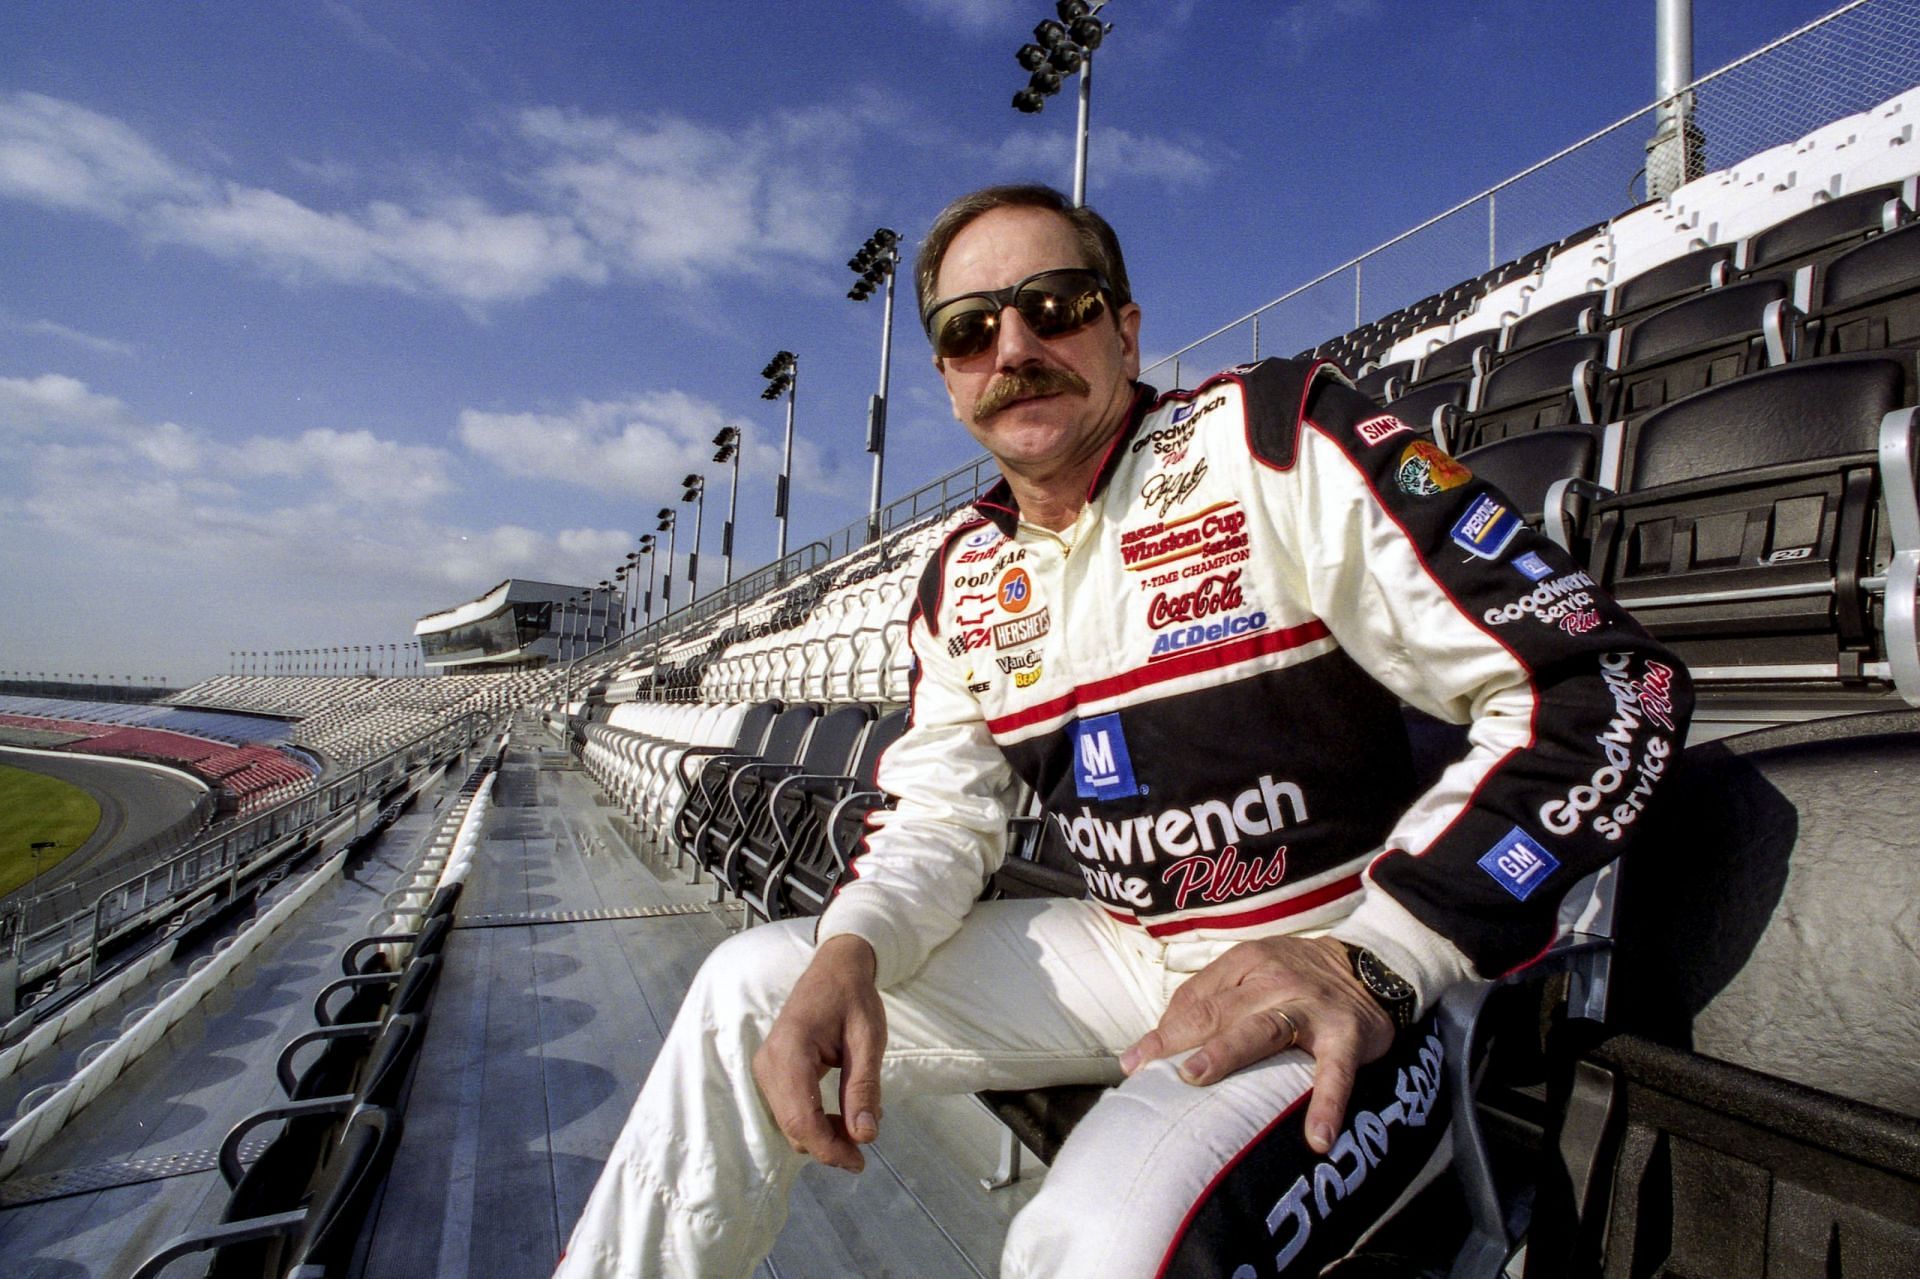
[914,184,1133,327]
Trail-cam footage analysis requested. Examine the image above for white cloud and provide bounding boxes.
[0,92,205,216]
[0,90,864,306]
[1270,0,1383,60]
[457,389,843,502]
[230,428,452,507]
[991,123,1219,189]
[8,318,137,357]
[0,371,635,679]
[0,371,450,506]
[895,0,1026,35]
[0,372,134,435]
[516,106,854,284]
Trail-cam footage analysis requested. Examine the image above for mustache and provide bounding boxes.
[973,364,1091,423]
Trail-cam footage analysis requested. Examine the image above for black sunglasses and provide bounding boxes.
[922,267,1114,361]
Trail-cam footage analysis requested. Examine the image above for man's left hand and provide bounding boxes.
[1118,934,1396,1154]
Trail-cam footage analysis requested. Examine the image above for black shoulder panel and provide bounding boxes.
[1219,356,1336,471]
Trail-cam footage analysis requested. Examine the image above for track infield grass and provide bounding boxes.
[0,762,101,896]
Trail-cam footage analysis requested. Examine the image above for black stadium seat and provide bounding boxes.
[1522,710,1920,1277]
[750,706,909,923]
[1501,290,1603,359]
[674,702,821,875]
[713,702,874,898]
[1606,244,1735,326]
[1383,376,1468,442]
[1455,333,1610,452]
[1813,220,1920,354]
[1355,358,1413,404]
[1413,330,1494,385]
[1741,181,1907,284]
[1612,276,1801,417]
[1581,351,1920,699]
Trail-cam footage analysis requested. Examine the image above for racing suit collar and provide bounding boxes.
[971,381,1160,537]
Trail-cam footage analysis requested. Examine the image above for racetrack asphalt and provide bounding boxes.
[0,747,207,906]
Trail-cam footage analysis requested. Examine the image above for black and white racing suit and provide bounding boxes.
[556,357,1692,1279]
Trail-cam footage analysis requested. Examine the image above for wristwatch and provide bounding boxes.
[1343,943,1418,1030]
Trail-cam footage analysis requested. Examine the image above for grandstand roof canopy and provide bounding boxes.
[414,579,588,636]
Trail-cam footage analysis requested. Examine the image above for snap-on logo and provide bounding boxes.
[1071,713,1138,800]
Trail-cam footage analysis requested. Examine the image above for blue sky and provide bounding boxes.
[0,0,1849,684]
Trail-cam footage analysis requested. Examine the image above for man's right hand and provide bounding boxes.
[750,934,888,1172]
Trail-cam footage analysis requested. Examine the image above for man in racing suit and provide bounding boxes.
[555,185,1691,1279]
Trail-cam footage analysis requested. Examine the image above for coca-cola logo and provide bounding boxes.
[1146,570,1245,630]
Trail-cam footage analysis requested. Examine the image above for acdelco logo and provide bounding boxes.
[1148,609,1268,659]
[1051,774,1309,865]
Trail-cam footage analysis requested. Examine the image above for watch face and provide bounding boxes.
[1358,949,1414,1001]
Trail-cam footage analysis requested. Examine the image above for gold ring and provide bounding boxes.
[1272,1007,1300,1047]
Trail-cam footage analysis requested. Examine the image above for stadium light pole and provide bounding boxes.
[712,427,742,587]
[1010,1,1111,207]
[598,579,616,649]
[847,228,901,543]
[28,839,58,897]
[656,508,679,615]
[637,535,658,629]
[681,475,707,604]
[760,350,797,560]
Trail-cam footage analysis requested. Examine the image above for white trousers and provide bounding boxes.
[554,898,1436,1279]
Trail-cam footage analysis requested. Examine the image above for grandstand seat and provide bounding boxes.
[1383,376,1467,444]
[673,702,821,876]
[639,701,778,847]
[1812,219,1920,353]
[1611,276,1803,418]
[710,702,874,900]
[751,707,909,923]
[1519,710,1920,1277]
[313,951,442,1028]
[1412,330,1493,385]
[1354,359,1413,404]
[1500,290,1603,360]
[1580,351,1920,702]
[1455,334,1610,452]
[131,1105,403,1279]
[1740,181,1908,287]
[1606,244,1734,326]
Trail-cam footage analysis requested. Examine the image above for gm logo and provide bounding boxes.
[1512,551,1554,581]
[1071,712,1138,800]
[1476,826,1560,901]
